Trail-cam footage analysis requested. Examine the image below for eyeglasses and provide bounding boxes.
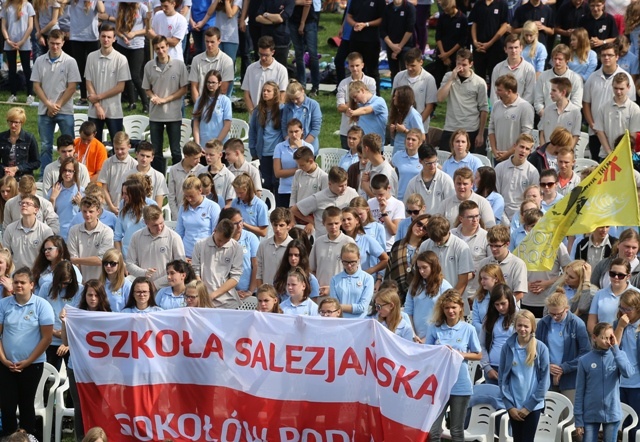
[406,209,421,215]
[233,220,244,226]
[19,201,35,207]
[423,160,438,167]
[375,303,389,310]
[489,243,506,249]
[540,182,556,188]
[134,291,150,295]
[463,214,480,220]
[319,309,339,316]
[258,51,272,58]
[7,120,21,125]
[206,81,219,85]
[415,222,427,230]
[103,261,118,267]
[341,260,358,266]
[62,169,75,174]
[619,305,634,313]
[609,271,629,279]
[185,295,198,300]
[548,310,566,318]
[43,246,58,253]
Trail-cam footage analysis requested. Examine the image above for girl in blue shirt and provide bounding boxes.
[32,235,82,296]
[47,157,83,240]
[114,178,153,258]
[472,264,506,337]
[475,166,505,226]
[392,128,423,201]
[589,258,637,332]
[121,276,163,313]
[404,251,453,341]
[427,290,482,442]
[388,86,424,156]
[280,80,322,155]
[443,130,483,179]
[481,284,517,384]
[569,29,597,83]
[193,70,232,145]
[280,267,319,316]
[176,175,220,258]
[60,279,111,441]
[273,239,320,300]
[155,260,196,310]
[184,280,214,309]
[219,207,260,296]
[499,310,550,442]
[330,243,375,319]
[396,193,425,241]
[368,287,415,341]
[248,81,284,194]
[273,118,313,208]
[614,289,640,440]
[230,173,269,238]
[341,207,389,284]
[521,22,547,76]
[99,248,130,312]
[350,197,386,252]
[575,322,632,442]
[38,260,83,371]
[256,284,282,314]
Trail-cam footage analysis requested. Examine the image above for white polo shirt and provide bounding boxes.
[495,158,540,220]
[85,48,131,119]
[404,170,456,215]
[290,166,328,206]
[241,59,289,108]
[98,154,138,206]
[126,226,186,287]
[67,220,114,281]
[3,219,54,270]
[31,50,81,116]
[188,50,235,95]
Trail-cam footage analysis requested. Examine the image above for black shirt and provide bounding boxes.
[436,10,469,52]
[556,1,589,45]
[380,1,416,45]
[578,12,619,49]
[257,0,295,46]
[348,0,386,42]
[469,0,509,43]
[512,2,555,45]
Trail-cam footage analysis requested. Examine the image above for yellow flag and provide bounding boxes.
[515,132,640,271]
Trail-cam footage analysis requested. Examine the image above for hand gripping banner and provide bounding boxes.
[66,307,463,441]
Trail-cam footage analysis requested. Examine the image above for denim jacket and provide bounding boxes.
[575,346,632,427]
[281,96,322,154]
[0,129,40,178]
[249,105,284,159]
[537,312,591,390]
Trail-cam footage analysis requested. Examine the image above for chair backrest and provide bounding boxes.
[316,148,347,172]
[437,150,451,165]
[383,145,394,164]
[472,153,492,167]
[575,132,588,159]
[620,402,639,442]
[74,113,88,138]
[260,189,276,213]
[467,403,498,434]
[123,115,150,141]
[35,362,61,410]
[181,118,193,148]
[537,391,573,442]
[238,296,258,310]
[574,158,599,175]
[532,129,540,148]
[229,118,250,141]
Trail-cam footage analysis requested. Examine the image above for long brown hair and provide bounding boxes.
[408,251,444,298]
[257,81,281,130]
[193,70,222,123]
[120,178,146,223]
[116,2,139,34]
[388,85,416,127]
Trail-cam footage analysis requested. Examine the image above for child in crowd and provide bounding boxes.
[203,138,236,207]
[396,193,425,242]
[520,21,547,77]
[280,267,318,316]
[167,141,206,221]
[155,260,196,309]
[330,243,374,318]
[121,276,163,313]
[388,86,424,156]
[350,196,386,251]
[339,125,364,171]
[347,80,388,142]
[120,141,167,207]
[273,118,313,207]
[224,138,262,196]
[392,128,423,201]
[290,146,328,207]
[256,283,282,313]
[442,129,483,179]
[368,287,414,341]
[230,174,269,237]
[100,248,131,312]
[318,297,343,318]
[255,207,293,287]
[481,284,517,384]
[98,131,137,214]
[472,264,506,336]
[74,120,107,182]
[340,207,388,282]
[176,176,220,259]
[273,239,320,300]
[367,174,405,251]
[185,280,214,308]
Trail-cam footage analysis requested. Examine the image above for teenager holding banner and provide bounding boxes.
[427,290,482,441]
[121,276,163,313]
[256,284,282,313]
[280,267,319,316]
[369,287,415,341]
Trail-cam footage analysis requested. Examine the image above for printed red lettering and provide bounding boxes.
[286,345,303,374]
[268,342,284,372]
[112,330,130,358]
[414,374,438,403]
[250,341,268,370]
[364,346,377,377]
[86,331,109,358]
[337,347,364,377]
[202,333,224,359]
[235,338,252,366]
[132,330,154,359]
[392,366,418,397]
[304,347,325,376]
[181,331,199,358]
[377,357,395,387]
[156,330,179,357]
[326,347,335,383]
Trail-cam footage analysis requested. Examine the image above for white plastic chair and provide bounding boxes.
[316,148,347,171]
[441,403,505,442]
[437,150,451,165]
[499,391,574,442]
[575,132,588,159]
[23,362,60,442]
[472,153,492,167]
[574,158,599,174]
[620,402,639,442]
[238,296,258,310]
[123,115,150,141]
[54,377,74,442]
[532,129,540,148]
[467,360,485,385]
[165,220,177,230]
[229,118,249,141]
[73,113,88,138]
[260,189,276,214]
[383,145,394,164]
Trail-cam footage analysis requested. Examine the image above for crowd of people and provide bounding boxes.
[0,0,639,439]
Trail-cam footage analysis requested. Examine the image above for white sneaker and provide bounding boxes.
[7,95,17,103]
[26,95,34,105]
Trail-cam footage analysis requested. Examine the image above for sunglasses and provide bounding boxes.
[415,222,427,230]
[406,209,421,216]
[540,182,556,188]
[103,261,118,267]
[375,303,389,310]
[609,271,629,279]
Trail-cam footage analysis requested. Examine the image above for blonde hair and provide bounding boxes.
[545,288,569,309]
[112,131,130,147]
[232,174,256,203]
[0,248,14,281]
[256,284,282,313]
[371,288,403,332]
[82,427,108,442]
[556,260,588,308]
[6,107,26,124]
[405,193,425,208]
[185,280,214,308]
[432,290,464,326]
[475,263,506,303]
[99,248,126,291]
[571,28,591,63]
[182,176,203,210]
[285,80,305,102]
[521,21,539,59]
[514,310,538,366]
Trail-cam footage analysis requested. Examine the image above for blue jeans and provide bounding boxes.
[38,113,74,174]
[150,120,182,174]
[430,394,470,441]
[88,117,124,145]
[583,421,620,442]
[289,21,319,89]
[220,41,239,97]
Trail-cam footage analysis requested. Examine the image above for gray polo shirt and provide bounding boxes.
[167,162,206,221]
[67,220,114,281]
[98,154,138,205]
[192,236,244,309]
[533,68,583,114]
[488,96,534,152]
[451,225,491,296]
[3,195,60,234]
[256,235,292,283]
[310,232,356,287]
[228,161,263,194]
[583,66,636,135]
[440,192,496,229]
[241,59,289,108]
[403,170,456,215]
[3,219,54,270]
[296,186,359,236]
[43,160,90,196]
[361,160,399,198]
[142,57,189,122]
[85,48,131,119]
[478,252,528,294]
[490,58,536,105]
[120,167,169,200]
[126,226,186,287]
[290,166,328,206]
[495,158,540,220]
[392,69,438,131]
[31,51,81,116]
[522,243,571,308]
[440,71,489,132]
[594,97,640,153]
[419,234,475,289]
[188,50,235,95]
[538,101,582,138]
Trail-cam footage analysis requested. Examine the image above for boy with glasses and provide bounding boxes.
[404,144,455,214]
[3,195,54,269]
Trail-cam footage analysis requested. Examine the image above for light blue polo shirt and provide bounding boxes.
[237,230,260,291]
[231,196,269,230]
[373,313,415,341]
[489,315,514,366]
[105,278,132,312]
[511,343,537,409]
[0,294,55,364]
[280,297,319,316]
[548,315,566,365]
[396,217,411,243]
[364,222,386,252]
[391,107,424,155]
[262,119,283,157]
[273,140,313,194]
[338,151,359,171]
[155,287,186,309]
[404,279,453,339]
[620,319,640,388]
[357,95,388,141]
[37,283,82,346]
[121,305,164,313]
[176,197,220,258]
[47,184,83,240]
[589,284,639,325]
[329,268,374,318]
[392,150,422,200]
[354,233,385,274]
[195,94,232,144]
[427,321,481,395]
[442,154,483,179]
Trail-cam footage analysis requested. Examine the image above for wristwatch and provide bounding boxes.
[380,212,388,217]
